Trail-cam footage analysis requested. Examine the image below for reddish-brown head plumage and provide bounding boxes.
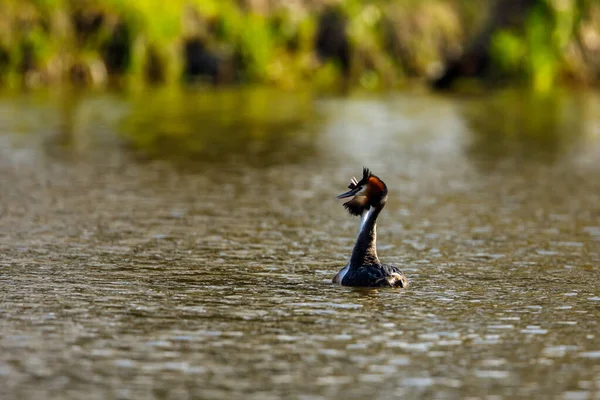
[367,176,385,194]
[337,167,388,216]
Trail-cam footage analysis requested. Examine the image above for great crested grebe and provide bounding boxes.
[333,168,408,288]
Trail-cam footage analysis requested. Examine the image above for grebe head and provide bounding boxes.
[336,167,388,216]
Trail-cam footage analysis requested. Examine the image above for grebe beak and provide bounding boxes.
[336,186,363,199]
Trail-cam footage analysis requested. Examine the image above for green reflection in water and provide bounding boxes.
[120,87,320,166]
[461,89,588,166]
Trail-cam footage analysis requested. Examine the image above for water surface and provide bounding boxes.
[1,88,599,399]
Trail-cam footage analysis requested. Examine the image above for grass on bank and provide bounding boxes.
[0,0,598,92]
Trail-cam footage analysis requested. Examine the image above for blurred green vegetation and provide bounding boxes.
[489,0,599,92]
[0,0,598,91]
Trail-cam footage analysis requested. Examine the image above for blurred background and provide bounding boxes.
[1,1,600,400]
[0,0,599,91]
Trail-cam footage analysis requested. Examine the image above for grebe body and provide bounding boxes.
[333,168,407,288]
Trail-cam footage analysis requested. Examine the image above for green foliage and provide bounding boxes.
[491,30,526,73]
[0,0,596,89]
[490,0,586,93]
[238,14,274,80]
[525,3,558,93]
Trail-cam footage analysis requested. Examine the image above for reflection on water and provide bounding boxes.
[462,89,589,165]
[1,88,600,399]
[120,87,319,166]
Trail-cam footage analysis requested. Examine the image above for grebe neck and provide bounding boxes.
[349,204,383,268]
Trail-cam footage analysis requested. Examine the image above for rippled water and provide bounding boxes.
[1,88,599,399]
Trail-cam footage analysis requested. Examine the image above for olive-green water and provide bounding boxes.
[1,88,599,400]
